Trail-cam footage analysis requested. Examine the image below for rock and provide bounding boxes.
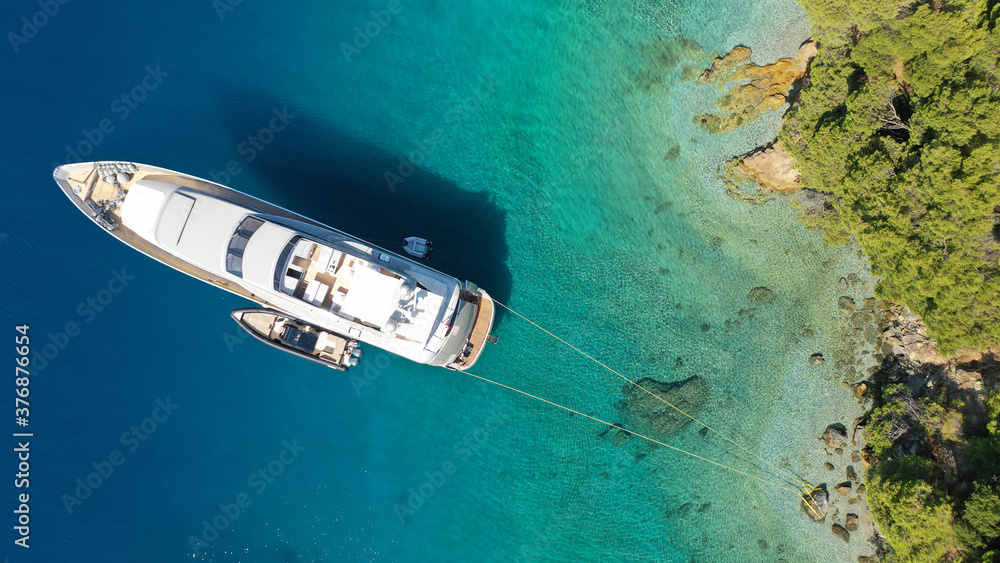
[614,376,709,439]
[852,424,864,447]
[747,287,776,302]
[949,368,984,392]
[597,424,633,447]
[832,524,850,542]
[722,142,802,198]
[838,296,856,314]
[851,451,861,463]
[796,40,818,67]
[801,487,828,522]
[665,142,681,162]
[694,44,815,134]
[808,353,825,366]
[822,425,848,448]
[696,46,752,84]
[835,482,852,495]
[858,557,876,563]
[847,497,857,504]
[853,383,867,400]
[835,447,844,456]
[856,484,866,495]
[824,462,834,471]
[845,513,859,532]
[864,298,877,310]
[957,346,983,365]
[846,466,858,481]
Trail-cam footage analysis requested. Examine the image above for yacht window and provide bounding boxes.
[228,234,250,254]
[273,237,300,290]
[225,253,243,278]
[226,216,265,278]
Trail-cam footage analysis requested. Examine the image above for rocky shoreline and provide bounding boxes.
[693,38,1000,561]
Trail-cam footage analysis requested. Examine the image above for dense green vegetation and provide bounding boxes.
[782,1,1000,559]
[865,384,1000,561]
[780,0,1000,353]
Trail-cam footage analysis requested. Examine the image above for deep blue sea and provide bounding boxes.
[2,1,879,561]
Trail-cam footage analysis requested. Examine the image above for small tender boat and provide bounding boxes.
[231,308,361,371]
[402,236,433,259]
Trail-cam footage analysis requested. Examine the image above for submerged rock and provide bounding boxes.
[838,296,857,314]
[665,142,681,162]
[801,487,828,522]
[822,425,848,449]
[747,286,776,302]
[597,423,633,447]
[846,465,858,481]
[614,376,709,440]
[832,523,850,542]
[808,353,825,366]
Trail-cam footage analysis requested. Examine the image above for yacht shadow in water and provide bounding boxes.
[220,96,513,317]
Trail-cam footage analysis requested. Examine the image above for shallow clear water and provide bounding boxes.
[2,0,874,561]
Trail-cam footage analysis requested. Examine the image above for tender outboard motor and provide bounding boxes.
[402,237,433,259]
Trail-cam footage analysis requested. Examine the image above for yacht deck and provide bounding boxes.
[450,291,495,370]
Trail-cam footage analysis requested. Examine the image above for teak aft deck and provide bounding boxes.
[450,293,495,370]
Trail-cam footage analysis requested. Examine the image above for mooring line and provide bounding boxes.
[457,369,802,494]
[492,299,813,491]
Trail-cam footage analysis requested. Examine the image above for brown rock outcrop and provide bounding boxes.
[722,142,802,200]
[694,41,817,134]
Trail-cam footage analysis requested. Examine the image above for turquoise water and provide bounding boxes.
[1,0,876,561]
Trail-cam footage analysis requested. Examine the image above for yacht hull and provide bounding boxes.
[54,161,495,370]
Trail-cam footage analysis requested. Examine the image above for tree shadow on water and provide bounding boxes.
[219,95,513,313]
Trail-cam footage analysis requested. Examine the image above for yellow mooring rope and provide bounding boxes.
[489,299,818,501]
[457,369,801,494]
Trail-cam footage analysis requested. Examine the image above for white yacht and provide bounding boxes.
[53,161,496,370]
